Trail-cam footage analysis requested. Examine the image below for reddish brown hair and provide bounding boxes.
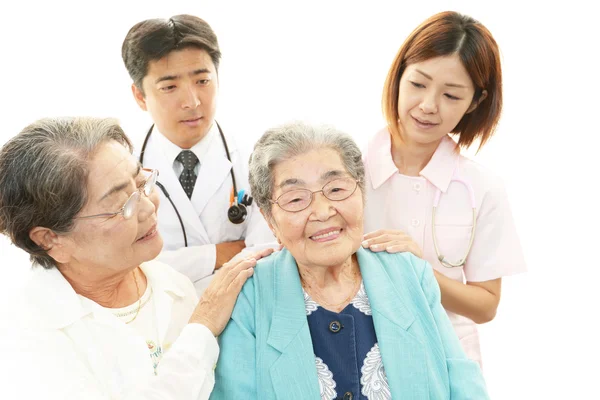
[382,11,502,150]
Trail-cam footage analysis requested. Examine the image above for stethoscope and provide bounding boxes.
[431,175,477,268]
[139,121,253,247]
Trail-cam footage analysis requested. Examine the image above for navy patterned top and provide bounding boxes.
[303,282,392,400]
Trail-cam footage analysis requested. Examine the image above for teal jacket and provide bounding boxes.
[210,248,489,399]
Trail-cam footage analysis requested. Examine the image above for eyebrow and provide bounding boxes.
[100,163,141,201]
[415,69,468,89]
[154,68,212,84]
[277,170,346,189]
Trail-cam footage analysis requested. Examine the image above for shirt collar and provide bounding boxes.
[18,260,187,330]
[365,128,399,190]
[419,135,460,193]
[153,122,218,166]
[366,129,460,193]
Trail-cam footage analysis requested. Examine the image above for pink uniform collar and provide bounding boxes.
[366,128,460,193]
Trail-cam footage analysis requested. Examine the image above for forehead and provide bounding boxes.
[87,141,136,190]
[273,148,346,185]
[145,47,216,79]
[405,54,473,86]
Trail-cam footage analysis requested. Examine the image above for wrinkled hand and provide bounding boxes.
[362,229,423,259]
[189,247,275,336]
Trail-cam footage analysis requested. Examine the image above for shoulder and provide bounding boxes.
[457,154,511,210]
[239,250,286,297]
[359,248,429,284]
[362,127,390,163]
[141,259,198,301]
[459,155,506,192]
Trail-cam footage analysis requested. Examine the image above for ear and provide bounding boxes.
[131,83,148,111]
[29,227,72,264]
[466,89,488,114]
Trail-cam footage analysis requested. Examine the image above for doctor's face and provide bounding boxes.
[63,141,163,272]
[133,47,219,149]
[397,54,480,147]
[267,148,364,270]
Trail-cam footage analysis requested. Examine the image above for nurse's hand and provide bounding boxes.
[362,229,423,259]
[189,247,275,336]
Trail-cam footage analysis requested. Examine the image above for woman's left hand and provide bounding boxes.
[362,229,423,258]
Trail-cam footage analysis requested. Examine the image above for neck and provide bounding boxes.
[391,131,442,176]
[59,263,146,308]
[297,255,359,288]
[298,255,362,312]
[159,122,213,150]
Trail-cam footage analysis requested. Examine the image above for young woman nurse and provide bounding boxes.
[362,11,526,367]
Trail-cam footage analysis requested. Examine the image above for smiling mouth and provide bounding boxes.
[136,225,157,242]
[180,117,203,123]
[412,116,438,126]
[309,228,342,241]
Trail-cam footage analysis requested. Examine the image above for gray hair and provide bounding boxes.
[248,121,365,220]
[0,117,132,269]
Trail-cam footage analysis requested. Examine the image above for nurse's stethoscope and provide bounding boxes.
[139,121,253,247]
[431,175,477,268]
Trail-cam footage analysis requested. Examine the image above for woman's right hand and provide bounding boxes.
[188,248,274,336]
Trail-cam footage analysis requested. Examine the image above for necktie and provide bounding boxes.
[176,150,199,199]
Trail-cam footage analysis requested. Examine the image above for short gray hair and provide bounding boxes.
[248,121,365,220]
[0,117,133,269]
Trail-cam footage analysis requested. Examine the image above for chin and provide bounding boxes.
[314,248,355,268]
[142,236,164,263]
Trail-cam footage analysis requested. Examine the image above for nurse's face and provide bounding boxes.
[132,47,219,150]
[267,148,364,270]
[397,54,480,147]
[61,141,163,273]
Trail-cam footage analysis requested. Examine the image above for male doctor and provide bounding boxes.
[121,14,276,294]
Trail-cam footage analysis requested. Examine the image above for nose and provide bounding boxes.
[309,191,336,221]
[180,84,201,110]
[137,190,159,221]
[419,90,438,114]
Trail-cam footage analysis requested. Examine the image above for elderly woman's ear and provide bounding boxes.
[29,227,72,264]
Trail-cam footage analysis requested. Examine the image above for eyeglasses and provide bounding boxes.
[270,177,359,212]
[78,168,158,220]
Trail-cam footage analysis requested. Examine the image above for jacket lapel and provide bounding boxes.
[267,250,321,399]
[357,248,431,398]
[191,141,232,216]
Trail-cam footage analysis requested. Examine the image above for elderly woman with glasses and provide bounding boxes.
[210,121,489,400]
[0,117,272,400]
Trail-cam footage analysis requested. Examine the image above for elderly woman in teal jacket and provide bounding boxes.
[210,121,488,400]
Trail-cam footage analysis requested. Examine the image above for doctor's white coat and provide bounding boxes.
[138,123,276,295]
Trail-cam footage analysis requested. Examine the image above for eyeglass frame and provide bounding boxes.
[269,177,361,213]
[77,168,159,220]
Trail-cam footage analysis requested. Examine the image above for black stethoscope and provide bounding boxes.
[139,121,253,247]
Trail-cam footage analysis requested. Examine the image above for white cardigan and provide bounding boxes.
[1,260,218,399]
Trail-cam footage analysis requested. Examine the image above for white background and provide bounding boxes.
[0,0,598,398]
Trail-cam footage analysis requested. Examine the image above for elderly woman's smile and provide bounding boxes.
[268,148,364,270]
[309,227,342,242]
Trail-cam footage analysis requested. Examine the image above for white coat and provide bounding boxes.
[138,123,276,295]
[1,260,219,399]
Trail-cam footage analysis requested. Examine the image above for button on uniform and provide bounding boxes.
[413,182,422,192]
[343,392,353,400]
[329,320,342,333]
[411,218,420,227]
